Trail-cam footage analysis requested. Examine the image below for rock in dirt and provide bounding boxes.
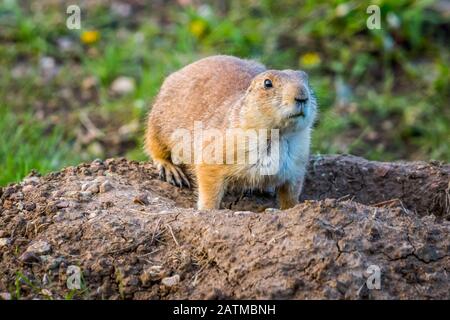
[87,184,100,194]
[99,180,113,193]
[26,240,51,255]
[161,275,180,287]
[140,266,166,285]
[56,201,70,209]
[0,292,12,300]
[79,191,93,202]
[0,238,11,248]
[19,251,41,264]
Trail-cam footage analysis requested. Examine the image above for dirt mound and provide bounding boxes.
[0,155,449,299]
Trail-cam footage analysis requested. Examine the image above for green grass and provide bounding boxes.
[0,0,448,186]
[0,106,80,185]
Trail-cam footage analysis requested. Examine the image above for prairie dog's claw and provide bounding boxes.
[156,162,190,189]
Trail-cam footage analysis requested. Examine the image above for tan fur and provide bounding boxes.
[145,55,317,209]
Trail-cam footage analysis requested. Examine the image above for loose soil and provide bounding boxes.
[0,155,449,299]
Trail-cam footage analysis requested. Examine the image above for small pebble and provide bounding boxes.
[56,201,69,209]
[0,238,10,247]
[161,274,180,287]
[87,183,99,194]
[79,191,92,202]
[88,211,98,219]
[26,240,51,255]
[41,289,52,297]
[99,180,113,193]
[0,292,12,300]
[233,211,254,216]
[19,251,41,264]
[140,265,166,285]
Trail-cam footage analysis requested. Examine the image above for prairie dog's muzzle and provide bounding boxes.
[295,85,309,103]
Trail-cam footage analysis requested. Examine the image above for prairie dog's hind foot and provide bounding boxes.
[154,159,191,188]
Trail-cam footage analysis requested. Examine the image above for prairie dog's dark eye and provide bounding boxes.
[264,79,273,88]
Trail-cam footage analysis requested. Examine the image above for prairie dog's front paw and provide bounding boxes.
[156,161,190,188]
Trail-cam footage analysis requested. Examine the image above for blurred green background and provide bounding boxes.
[0,0,449,185]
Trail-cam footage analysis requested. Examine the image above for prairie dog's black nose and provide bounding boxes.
[295,86,309,103]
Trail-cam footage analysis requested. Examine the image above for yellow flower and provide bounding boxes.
[189,19,207,38]
[299,52,321,68]
[80,30,100,45]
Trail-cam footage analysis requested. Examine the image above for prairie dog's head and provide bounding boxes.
[241,69,317,131]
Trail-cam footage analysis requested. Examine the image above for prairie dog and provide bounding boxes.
[145,55,317,210]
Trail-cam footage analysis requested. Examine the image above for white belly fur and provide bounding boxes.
[229,128,311,190]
